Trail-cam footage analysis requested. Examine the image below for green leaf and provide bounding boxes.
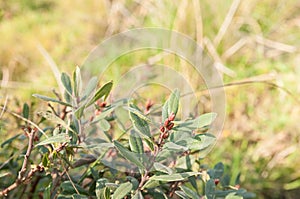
[161,89,180,121]
[167,89,180,116]
[153,162,173,174]
[124,105,151,123]
[175,155,195,170]
[86,81,113,107]
[129,104,151,138]
[180,186,199,199]
[205,179,216,199]
[96,179,111,199]
[61,72,73,95]
[36,134,70,146]
[132,191,144,199]
[129,130,144,154]
[161,100,169,121]
[0,172,10,178]
[149,172,200,182]
[22,103,29,119]
[72,195,88,199]
[175,191,189,199]
[82,76,98,101]
[112,182,133,199]
[75,106,85,119]
[214,162,224,179]
[1,134,21,148]
[126,176,139,190]
[144,137,154,151]
[43,183,51,199]
[38,111,75,134]
[173,113,217,132]
[225,193,243,199]
[33,94,73,107]
[163,142,188,151]
[98,119,111,131]
[61,181,89,195]
[64,90,72,104]
[113,140,145,170]
[142,180,161,189]
[73,66,82,97]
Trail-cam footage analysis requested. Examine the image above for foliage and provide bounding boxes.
[0,68,254,198]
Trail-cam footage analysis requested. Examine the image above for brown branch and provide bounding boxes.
[0,129,44,197]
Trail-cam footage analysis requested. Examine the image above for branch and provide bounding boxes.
[0,129,44,197]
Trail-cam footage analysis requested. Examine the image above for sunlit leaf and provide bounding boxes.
[36,134,70,146]
[173,113,217,132]
[33,94,73,107]
[124,105,151,123]
[73,66,82,98]
[180,186,199,199]
[98,119,111,131]
[149,172,200,182]
[112,182,132,199]
[153,162,173,174]
[86,81,113,107]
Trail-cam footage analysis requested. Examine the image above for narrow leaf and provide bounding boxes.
[112,182,132,199]
[73,66,82,97]
[129,104,151,138]
[180,186,199,199]
[124,106,151,123]
[98,119,111,131]
[82,76,98,101]
[149,172,200,182]
[86,81,113,107]
[132,191,143,199]
[33,94,72,107]
[168,89,180,116]
[205,179,216,199]
[61,72,73,95]
[153,162,173,174]
[22,103,29,119]
[129,130,144,154]
[113,140,145,170]
[175,191,189,199]
[36,134,70,146]
[38,111,75,134]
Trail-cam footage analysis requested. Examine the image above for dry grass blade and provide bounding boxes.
[192,0,203,46]
[214,0,241,46]
[203,37,236,77]
[37,43,64,95]
[255,35,297,53]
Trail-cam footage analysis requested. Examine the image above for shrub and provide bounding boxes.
[0,67,254,198]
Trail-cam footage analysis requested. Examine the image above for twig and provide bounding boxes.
[0,129,44,197]
[0,105,48,138]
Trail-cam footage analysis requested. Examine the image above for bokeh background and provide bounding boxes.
[0,0,300,198]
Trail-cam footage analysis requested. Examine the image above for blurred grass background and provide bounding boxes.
[0,0,300,198]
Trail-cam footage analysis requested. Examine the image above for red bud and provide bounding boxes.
[168,113,175,121]
[164,119,170,127]
[214,179,220,185]
[166,122,174,130]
